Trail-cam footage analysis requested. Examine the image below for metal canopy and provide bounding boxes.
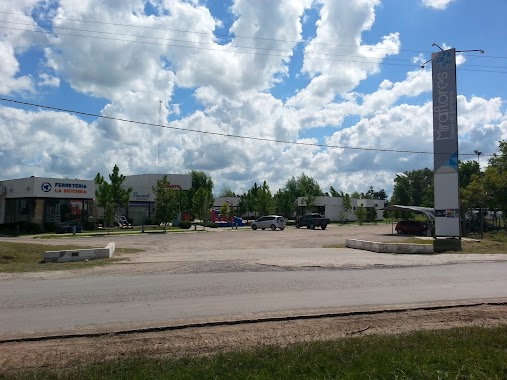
[381,205,435,220]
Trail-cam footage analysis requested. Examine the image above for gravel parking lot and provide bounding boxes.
[2,223,506,279]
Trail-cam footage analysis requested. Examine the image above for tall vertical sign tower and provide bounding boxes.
[431,48,460,238]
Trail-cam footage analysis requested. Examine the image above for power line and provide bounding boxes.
[6,19,506,69]
[2,24,507,74]
[3,10,507,62]
[0,11,507,63]
[0,20,414,63]
[2,23,506,74]
[0,10,421,53]
[0,24,417,67]
[0,97,494,158]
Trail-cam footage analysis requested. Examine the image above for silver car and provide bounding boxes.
[251,215,286,231]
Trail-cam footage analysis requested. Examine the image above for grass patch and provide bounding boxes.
[387,238,434,245]
[0,242,141,273]
[323,243,346,248]
[461,237,507,254]
[392,232,507,253]
[34,226,190,239]
[7,326,507,379]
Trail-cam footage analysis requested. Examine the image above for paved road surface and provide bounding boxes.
[2,261,506,338]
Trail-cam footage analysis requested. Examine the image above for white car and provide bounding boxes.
[251,215,286,231]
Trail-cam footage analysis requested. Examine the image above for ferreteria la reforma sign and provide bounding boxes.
[431,48,460,237]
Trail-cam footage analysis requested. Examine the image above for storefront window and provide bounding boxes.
[4,199,35,223]
[45,199,85,224]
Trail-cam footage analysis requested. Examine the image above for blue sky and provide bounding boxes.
[0,0,506,197]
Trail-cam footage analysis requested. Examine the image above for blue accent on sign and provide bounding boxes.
[447,151,459,169]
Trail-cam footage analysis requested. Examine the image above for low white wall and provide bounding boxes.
[346,239,433,254]
[44,242,115,263]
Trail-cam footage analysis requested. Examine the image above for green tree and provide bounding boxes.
[183,170,214,214]
[256,181,274,216]
[286,173,324,198]
[459,160,481,189]
[355,206,366,225]
[483,141,507,229]
[461,174,491,237]
[302,193,316,213]
[390,169,434,208]
[364,186,387,201]
[283,173,323,215]
[94,165,131,227]
[219,202,230,221]
[329,186,341,198]
[192,188,212,228]
[274,189,295,218]
[351,191,361,199]
[95,179,114,227]
[152,175,179,229]
[366,207,378,223]
[108,165,132,211]
[219,187,236,197]
[342,193,352,222]
[238,190,255,221]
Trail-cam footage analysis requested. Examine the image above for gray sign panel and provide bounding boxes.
[432,48,458,174]
[432,48,460,237]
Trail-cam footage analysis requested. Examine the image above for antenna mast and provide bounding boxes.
[158,100,162,170]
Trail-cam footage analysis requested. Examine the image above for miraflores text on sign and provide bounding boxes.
[434,71,457,142]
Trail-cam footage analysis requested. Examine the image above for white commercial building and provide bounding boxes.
[0,174,191,228]
[297,196,385,222]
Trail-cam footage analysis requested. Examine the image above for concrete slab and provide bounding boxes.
[44,242,115,263]
[346,239,433,254]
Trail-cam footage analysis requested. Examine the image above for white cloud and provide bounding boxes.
[0,0,42,95]
[421,0,455,10]
[38,73,60,87]
[0,105,98,178]
[0,0,505,200]
[287,0,401,110]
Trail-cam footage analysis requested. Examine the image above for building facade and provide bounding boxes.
[297,196,385,222]
[0,174,191,227]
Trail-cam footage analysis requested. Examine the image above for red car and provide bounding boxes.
[395,220,429,235]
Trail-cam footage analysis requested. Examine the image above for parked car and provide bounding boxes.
[295,213,330,230]
[251,215,286,231]
[55,223,84,234]
[395,220,429,235]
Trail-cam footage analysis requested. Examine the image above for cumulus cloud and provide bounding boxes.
[287,0,401,110]
[0,0,505,199]
[0,0,42,95]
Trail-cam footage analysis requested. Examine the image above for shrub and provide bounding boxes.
[205,222,218,228]
[179,221,191,229]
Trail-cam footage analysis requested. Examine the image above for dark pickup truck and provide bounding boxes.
[295,213,330,230]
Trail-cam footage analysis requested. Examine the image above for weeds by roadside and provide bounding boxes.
[0,242,141,273]
[4,325,507,380]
